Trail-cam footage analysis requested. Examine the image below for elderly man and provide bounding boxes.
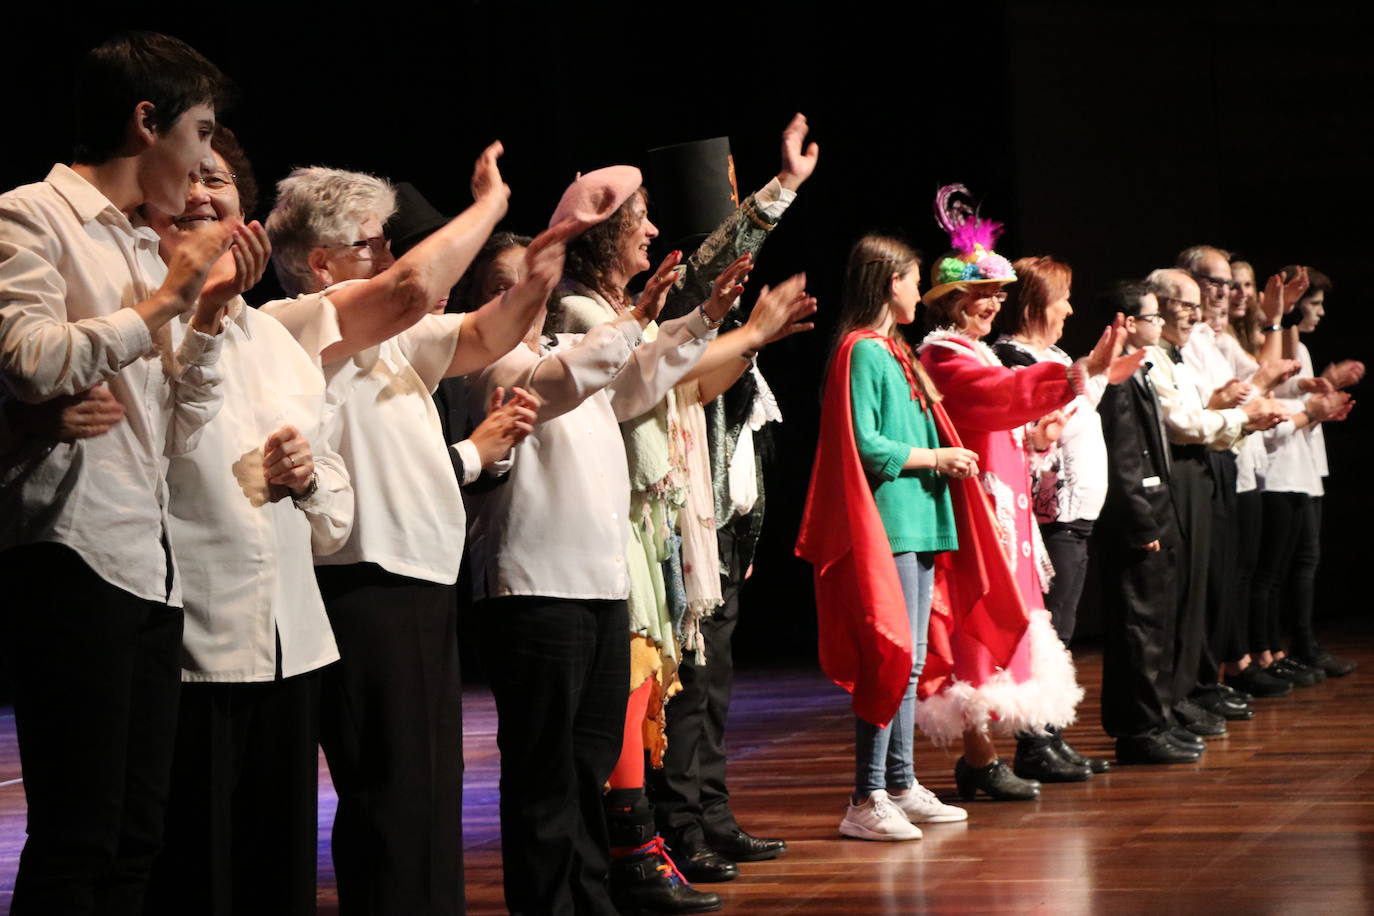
[261,151,578,915]
[1142,268,1285,743]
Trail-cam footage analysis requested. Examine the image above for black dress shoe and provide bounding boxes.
[1165,726,1205,751]
[703,827,787,863]
[610,838,722,915]
[1173,699,1228,737]
[1189,686,1253,720]
[1217,681,1254,704]
[1225,664,1293,698]
[1013,740,1091,783]
[669,839,738,883]
[1054,735,1110,773]
[1268,656,1319,687]
[954,757,1040,801]
[1116,731,1202,765]
[1297,649,1357,678]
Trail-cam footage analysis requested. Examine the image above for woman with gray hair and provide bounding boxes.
[260,144,583,915]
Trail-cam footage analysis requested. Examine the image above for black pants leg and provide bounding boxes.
[146,671,323,916]
[0,543,182,916]
[480,596,627,916]
[1253,492,1305,656]
[651,518,744,845]
[1234,490,1263,659]
[315,564,463,916]
[1202,451,1239,673]
[1040,519,1095,644]
[1099,538,1179,737]
[1169,457,1213,705]
[1285,496,1322,659]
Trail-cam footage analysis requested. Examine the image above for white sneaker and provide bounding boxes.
[839,789,923,841]
[889,782,969,823]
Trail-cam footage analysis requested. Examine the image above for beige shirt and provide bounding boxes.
[262,289,466,584]
[466,308,714,601]
[168,299,352,681]
[0,164,223,605]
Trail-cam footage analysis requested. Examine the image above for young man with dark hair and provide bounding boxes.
[0,31,263,915]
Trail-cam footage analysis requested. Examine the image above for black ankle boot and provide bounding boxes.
[609,837,722,915]
[954,757,1040,801]
[1013,738,1091,783]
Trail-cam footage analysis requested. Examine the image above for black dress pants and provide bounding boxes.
[1253,492,1322,658]
[0,542,182,916]
[1235,489,1263,658]
[1202,451,1239,673]
[479,595,628,916]
[145,669,324,916]
[1169,455,1214,704]
[1040,518,1095,644]
[650,517,745,846]
[1099,537,1180,737]
[315,564,464,916]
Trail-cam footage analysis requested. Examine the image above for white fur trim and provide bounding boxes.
[915,609,1084,745]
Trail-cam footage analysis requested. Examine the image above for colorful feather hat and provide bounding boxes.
[921,183,1017,304]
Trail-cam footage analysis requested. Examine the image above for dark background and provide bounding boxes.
[3,2,1370,684]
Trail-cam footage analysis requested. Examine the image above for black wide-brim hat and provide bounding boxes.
[387,182,451,258]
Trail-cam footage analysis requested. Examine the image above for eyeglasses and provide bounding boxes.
[1134,312,1166,325]
[193,169,236,191]
[1157,296,1201,316]
[1191,272,1236,293]
[324,237,391,259]
[970,289,1008,303]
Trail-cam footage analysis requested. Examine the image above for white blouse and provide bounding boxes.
[263,288,467,584]
[168,300,352,682]
[465,308,714,601]
[1261,342,1324,497]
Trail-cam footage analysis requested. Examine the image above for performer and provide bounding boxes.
[0,32,249,914]
[799,235,974,842]
[464,163,743,916]
[912,185,1142,799]
[261,150,579,915]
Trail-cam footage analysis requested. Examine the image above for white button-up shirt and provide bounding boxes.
[1262,342,1325,497]
[262,290,466,584]
[0,164,223,606]
[466,308,714,601]
[1147,343,1246,451]
[168,299,352,681]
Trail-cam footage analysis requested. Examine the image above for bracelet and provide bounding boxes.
[698,305,724,330]
[291,472,319,507]
[1263,324,1282,332]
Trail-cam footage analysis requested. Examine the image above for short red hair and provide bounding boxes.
[998,256,1073,337]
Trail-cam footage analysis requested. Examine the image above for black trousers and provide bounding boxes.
[1040,518,1095,644]
[1235,490,1264,658]
[146,670,323,916]
[649,517,745,845]
[1099,537,1180,737]
[1253,492,1322,659]
[0,542,182,916]
[1169,455,1214,704]
[1202,451,1240,672]
[479,595,628,916]
[314,564,464,916]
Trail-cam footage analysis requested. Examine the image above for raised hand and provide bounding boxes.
[522,218,590,294]
[1322,359,1365,390]
[702,254,753,322]
[1085,314,1146,383]
[194,220,272,332]
[471,141,511,208]
[1029,407,1075,451]
[777,112,819,192]
[1259,267,1308,322]
[157,220,233,317]
[743,272,817,346]
[470,386,540,468]
[263,424,316,497]
[631,250,682,326]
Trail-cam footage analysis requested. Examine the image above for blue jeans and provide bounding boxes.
[855,552,934,795]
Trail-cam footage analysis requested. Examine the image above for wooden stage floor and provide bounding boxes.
[3,633,1372,914]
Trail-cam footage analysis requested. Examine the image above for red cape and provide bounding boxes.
[795,331,1028,726]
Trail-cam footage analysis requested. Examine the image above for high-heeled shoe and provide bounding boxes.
[954,757,1040,801]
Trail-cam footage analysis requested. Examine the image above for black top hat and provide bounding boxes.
[644,137,738,259]
[386,182,451,258]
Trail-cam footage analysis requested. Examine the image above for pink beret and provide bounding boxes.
[548,165,643,229]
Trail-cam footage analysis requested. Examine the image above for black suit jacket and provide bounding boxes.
[1097,368,1182,549]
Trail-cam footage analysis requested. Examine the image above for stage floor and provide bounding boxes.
[3,635,1372,914]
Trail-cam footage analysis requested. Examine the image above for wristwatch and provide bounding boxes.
[291,472,319,507]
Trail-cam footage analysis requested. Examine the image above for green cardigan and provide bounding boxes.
[849,338,958,554]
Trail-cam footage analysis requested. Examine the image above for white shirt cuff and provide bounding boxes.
[753,177,797,220]
[452,438,483,485]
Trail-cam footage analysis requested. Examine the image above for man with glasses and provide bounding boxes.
[261,155,583,914]
[1096,282,1198,764]
[1142,268,1285,746]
